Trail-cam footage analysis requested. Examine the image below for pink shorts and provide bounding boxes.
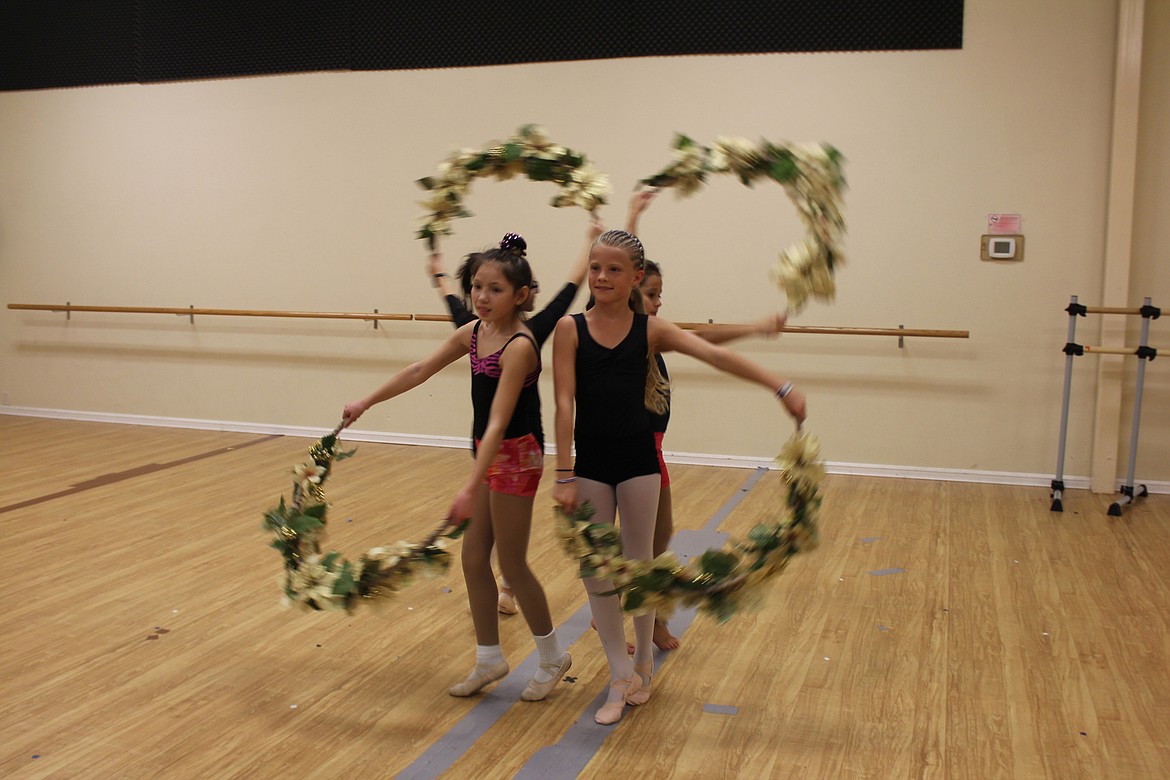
[478,433,544,497]
[654,431,670,487]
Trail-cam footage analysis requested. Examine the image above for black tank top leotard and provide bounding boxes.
[572,312,660,485]
[470,322,543,449]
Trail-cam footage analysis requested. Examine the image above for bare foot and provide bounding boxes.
[653,618,680,651]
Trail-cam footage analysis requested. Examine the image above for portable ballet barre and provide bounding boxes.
[1051,295,1161,515]
[7,303,969,342]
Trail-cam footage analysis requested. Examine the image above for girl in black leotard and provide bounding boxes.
[427,225,595,615]
[551,228,807,725]
[343,223,598,703]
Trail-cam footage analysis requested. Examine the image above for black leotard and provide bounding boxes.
[469,322,542,447]
[571,312,659,486]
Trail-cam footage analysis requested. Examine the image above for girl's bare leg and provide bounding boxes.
[491,490,569,700]
[490,492,552,635]
[651,485,680,650]
[449,482,509,696]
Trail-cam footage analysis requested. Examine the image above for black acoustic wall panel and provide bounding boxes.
[137,1,351,83]
[1,1,964,92]
[1,1,138,91]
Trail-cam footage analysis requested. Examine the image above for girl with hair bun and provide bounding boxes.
[427,218,599,615]
[551,222,806,725]
[343,217,600,702]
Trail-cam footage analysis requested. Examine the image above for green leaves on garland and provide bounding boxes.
[264,428,467,613]
[416,124,609,244]
[641,134,847,314]
[556,431,824,623]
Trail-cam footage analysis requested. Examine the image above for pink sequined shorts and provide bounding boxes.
[479,432,544,497]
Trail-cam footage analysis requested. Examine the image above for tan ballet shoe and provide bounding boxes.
[497,590,519,615]
[448,660,509,697]
[521,652,572,702]
[594,674,643,725]
[626,662,653,706]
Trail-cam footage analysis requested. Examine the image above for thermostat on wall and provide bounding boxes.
[981,233,1024,261]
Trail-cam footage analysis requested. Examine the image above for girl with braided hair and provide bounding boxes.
[551,224,806,725]
[343,220,599,702]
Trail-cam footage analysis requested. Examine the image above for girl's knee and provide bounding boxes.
[496,560,532,586]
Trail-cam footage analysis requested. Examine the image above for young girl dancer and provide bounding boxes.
[342,225,596,702]
[426,223,597,615]
[551,227,806,724]
[626,189,785,651]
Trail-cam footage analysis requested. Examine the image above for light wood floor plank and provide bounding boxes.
[1,417,1167,779]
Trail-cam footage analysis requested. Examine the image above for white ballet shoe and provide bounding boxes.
[521,652,572,702]
[448,661,509,697]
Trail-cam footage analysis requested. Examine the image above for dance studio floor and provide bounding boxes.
[1,416,1167,779]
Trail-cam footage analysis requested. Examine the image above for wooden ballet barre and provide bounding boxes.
[414,315,968,339]
[1081,344,1161,356]
[7,303,411,323]
[8,303,969,340]
[675,322,969,339]
[1080,306,1145,315]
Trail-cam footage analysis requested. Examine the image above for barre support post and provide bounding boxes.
[1051,295,1081,511]
[1108,296,1155,516]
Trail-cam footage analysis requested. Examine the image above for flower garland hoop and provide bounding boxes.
[641,134,846,314]
[416,124,610,244]
[264,424,467,612]
[555,430,824,622]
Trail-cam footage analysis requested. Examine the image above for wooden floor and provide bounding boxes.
[1,416,1168,779]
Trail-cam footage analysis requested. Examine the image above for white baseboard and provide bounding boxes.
[3,405,1166,495]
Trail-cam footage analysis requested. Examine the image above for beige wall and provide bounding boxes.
[1,0,1166,485]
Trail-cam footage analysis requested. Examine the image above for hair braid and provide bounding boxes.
[595,229,670,414]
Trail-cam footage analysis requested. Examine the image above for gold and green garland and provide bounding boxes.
[417,124,609,244]
[555,430,823,623]
[267,426,821,619]
[264,425,467,613]
[641,134,846,314]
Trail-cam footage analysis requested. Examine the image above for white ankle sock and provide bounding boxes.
[531,630,566,683]
[476,644,505,671]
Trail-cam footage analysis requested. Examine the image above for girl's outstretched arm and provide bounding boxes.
[342,324,473,427]
[563,212,604,289]
[428,243,475,327]
[526,214,605,345]
[648,316,807,424]
[625,187,657,235]
[692,312,787,344]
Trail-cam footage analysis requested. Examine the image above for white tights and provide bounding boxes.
[577,474,660,688]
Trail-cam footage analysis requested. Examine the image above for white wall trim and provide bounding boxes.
[3,405,1166,495]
